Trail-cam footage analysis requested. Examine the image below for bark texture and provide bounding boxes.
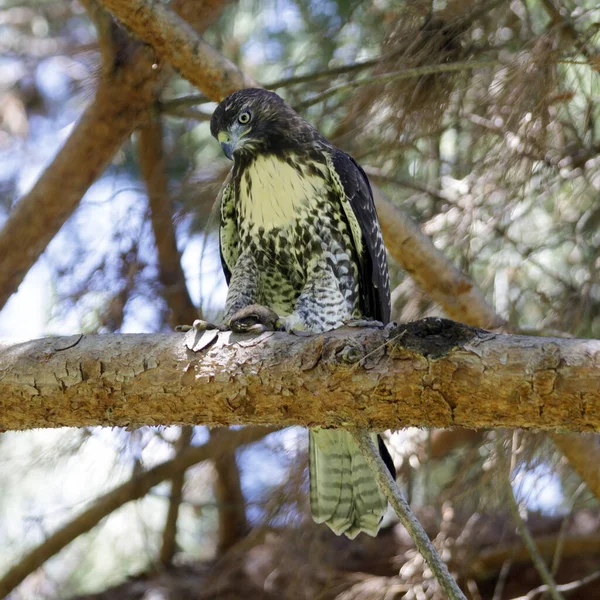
[1,319,598,432]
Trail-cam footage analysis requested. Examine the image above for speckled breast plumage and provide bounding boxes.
[228,152,361,327]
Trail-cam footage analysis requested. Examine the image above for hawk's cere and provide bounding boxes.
[210,88,396,539]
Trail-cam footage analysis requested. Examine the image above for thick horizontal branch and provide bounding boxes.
[1,319,598,432]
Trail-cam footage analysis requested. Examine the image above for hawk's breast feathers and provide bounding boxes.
[238,154,328,230]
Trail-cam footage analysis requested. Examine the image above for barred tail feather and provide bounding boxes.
[309,428,389,539]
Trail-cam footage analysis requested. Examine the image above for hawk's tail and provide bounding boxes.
[309,429,395,539]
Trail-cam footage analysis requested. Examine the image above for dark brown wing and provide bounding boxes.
[330,149,391,323]
[217,170,236,285]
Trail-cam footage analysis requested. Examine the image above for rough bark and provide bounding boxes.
[371,187,600,502]
[1,319,598,432]
[98,0,257,100]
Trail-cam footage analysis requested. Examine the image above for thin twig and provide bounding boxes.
[504,432,564,600]
[159,94,210,110]
[161,106,212,120]
[264,57,382,89]
[350,429,467,600]
[510,569,600,600]
[549,483,585,578]
[492,558,513,600]
[295,60,502,110]
[159,425,193,565]
[163,60,504,114]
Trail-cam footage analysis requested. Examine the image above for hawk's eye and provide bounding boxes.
[238,110,252,124]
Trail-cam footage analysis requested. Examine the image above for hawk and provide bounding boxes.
[209,88,396,539]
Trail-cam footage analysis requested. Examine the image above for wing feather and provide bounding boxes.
[329,150,391,322]
[218,169,236,285]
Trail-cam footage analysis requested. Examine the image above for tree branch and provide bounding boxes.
[159,425,193,565]
[97,0,256,100]
[0,426,274,598]
[0,71,157,311]
[373,188,505,330]
[138,115,198,327]
[211,428,249,554]
[296,60,501,110]
[373,183,600,504]
[549,432,600,500]
[351,429,467,600]
[0,319,598,432]
[470,534,600,579]
[511,570,600,600]
[504,432,564,600]
[0,0,230,311]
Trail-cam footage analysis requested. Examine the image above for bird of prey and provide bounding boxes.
[209,88,396,539]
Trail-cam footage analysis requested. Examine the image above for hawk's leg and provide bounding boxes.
[280,260,352,334]
[223,252,262,318]
[223,253,279,333]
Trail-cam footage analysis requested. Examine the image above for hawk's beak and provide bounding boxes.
[218,131,235,161]
[221,142,234,161]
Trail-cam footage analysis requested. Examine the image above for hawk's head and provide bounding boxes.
[210,88,321,161]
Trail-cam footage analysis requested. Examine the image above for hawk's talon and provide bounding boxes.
[176,320,226,332]
[228,304,280,333]
[277,314,313,336]
[194,319,227,332]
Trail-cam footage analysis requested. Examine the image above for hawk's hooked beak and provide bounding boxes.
[218,131,235,161]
